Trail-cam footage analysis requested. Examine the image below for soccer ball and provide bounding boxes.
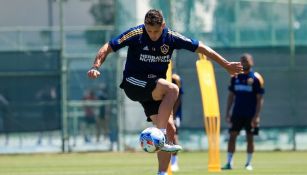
[139,127,165,153]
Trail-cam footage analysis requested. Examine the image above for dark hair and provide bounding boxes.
[240,53,253,61]
[144,9,164,26]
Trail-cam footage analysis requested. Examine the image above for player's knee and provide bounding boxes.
[167,83,179,98]
[153,79,179,100]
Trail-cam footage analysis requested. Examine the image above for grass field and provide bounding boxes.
[0,151,306,175]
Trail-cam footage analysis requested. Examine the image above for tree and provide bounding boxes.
[85,0,115,45]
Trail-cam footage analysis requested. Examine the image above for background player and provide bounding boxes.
[88,9,243,175]
[222,53,265,171]
[97,83,111,144]
[170,73,183,172]
[82,89,98,143]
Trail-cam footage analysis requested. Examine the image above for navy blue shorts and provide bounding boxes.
[120,76,162,121]
[229,116,259,135]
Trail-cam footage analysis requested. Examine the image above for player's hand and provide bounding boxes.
[225,114,232,127]
[226,62,243,76]
[251,116,260,128]
[87,67,101,79]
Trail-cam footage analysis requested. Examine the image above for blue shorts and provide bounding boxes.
[229,116,259,135]
[120,76,162,120]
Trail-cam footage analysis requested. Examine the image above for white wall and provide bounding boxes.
[0,0,95,27]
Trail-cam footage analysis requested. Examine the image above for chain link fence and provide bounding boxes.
[0,0,306,153]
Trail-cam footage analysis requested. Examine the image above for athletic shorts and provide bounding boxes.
[120,76,162,121]
[229,116,259,135]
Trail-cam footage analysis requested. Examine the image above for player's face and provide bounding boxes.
[145,23,165,41]
[240,58,253,71]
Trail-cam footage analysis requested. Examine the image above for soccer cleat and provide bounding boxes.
[160,144,182,153]
[245,164,253,171]
[221,163,232,170]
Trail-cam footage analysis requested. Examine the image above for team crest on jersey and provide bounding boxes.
[247,78,254,85]
[160,44,169,55]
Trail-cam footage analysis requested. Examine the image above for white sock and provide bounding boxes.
[157,171,167,175]
[246,153,253,165]
[159,128,167,135]
[171,155,177,165]
[227,152,233,165]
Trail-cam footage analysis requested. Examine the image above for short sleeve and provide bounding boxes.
[109,25,143,52]
[179,87,184,95]
[169,30,199,52]
[254,72,265,94]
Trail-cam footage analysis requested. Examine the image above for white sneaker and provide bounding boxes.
[160,144,182,153]
[171,163,179,172]
[245,164,253,171]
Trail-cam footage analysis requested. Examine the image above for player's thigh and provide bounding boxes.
[244,118,254,134]
[152,78,178,101]
[229,116,244,133]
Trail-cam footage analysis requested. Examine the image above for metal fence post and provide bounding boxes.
[59,0,69,153]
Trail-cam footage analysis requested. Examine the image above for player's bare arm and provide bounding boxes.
[252,94,264,127]
[87,43,113,79]
[225,92,235,125]
[196,42,243,75]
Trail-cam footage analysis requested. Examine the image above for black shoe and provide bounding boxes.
[221,163,232,170]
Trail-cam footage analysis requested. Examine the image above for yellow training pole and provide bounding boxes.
[166,61,173,82]
[167,163,172,175]
[196,54,221,172]
[166,61,173,175]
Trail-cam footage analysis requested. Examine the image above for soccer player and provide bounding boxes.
[88,9,243,175]
[170,73,182,172]
[82,89,98,143]
[97,84,111,144]
[222,53,265,171]
[0,93,11,145]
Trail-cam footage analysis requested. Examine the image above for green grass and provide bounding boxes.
[0,151,306,175]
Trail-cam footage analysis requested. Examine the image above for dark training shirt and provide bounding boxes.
[109,24,199,79]
[229,71,265,118]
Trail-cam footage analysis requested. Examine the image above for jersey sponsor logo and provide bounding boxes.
[139,54,171,63]
[160,44,169,55]
[234,85,252,92]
